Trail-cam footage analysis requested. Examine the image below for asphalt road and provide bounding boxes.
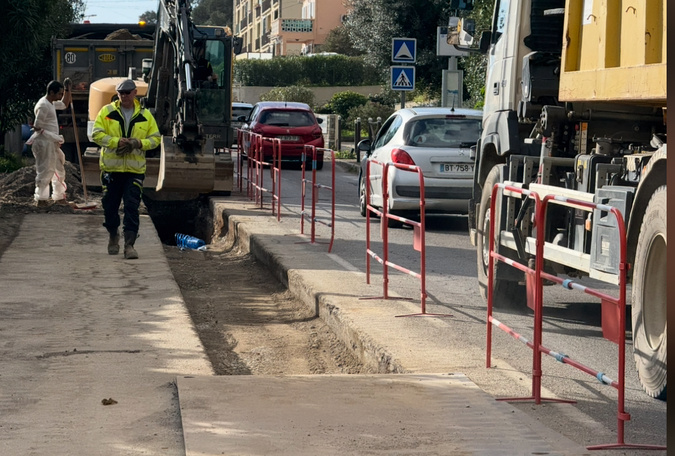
[238,156,667,451]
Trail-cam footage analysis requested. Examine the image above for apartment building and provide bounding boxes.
[233,0,347,58]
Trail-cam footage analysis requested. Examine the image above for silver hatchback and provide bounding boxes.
[358,107,482,223]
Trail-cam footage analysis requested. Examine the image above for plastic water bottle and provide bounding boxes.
[175,233,207,251]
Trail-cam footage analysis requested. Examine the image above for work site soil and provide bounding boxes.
[0,161,367,377]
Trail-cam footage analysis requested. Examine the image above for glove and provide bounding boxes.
[63,78,72,91]
[130,138,142,150]
[116,138,131,155]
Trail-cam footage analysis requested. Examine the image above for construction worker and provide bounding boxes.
[91,79,161,260]
[28,79,72,206]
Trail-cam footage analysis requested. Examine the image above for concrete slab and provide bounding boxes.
[177,374,586,456]
[0,214,211,455]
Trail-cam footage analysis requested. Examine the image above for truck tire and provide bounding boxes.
[476,165,526,308]
[631,185,667,400]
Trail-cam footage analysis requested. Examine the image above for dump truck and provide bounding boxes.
[52,23,155,163]
[456,0,666,399]
[82,0,242,197]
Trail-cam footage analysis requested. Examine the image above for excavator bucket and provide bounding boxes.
[156,136,233,193]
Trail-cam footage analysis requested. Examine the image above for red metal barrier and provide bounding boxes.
[299,145,335,252]
[485,183,665,451]
[242,133,282,216]
[362,159,450,317]
[235,129,245,192]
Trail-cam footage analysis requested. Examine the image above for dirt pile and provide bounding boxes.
[105,29,145,40]
[0,160,87,207]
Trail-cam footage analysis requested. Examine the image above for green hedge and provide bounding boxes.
[234,55,382,87]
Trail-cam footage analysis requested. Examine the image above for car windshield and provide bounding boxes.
[233,106,252,118]
[259,110,315,127]
[407,118,481,148]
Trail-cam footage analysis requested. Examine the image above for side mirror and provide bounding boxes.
[479,31,492,54]
[316,117,324,124]
[357,139,372,156]
[237,115,247,122]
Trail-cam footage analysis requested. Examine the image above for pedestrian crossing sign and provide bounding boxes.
[392,38,416,63]
[391,66,415,91]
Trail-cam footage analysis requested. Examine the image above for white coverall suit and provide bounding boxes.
[28,96,67,201]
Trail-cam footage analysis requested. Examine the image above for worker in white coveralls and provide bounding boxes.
[27,79,72,207]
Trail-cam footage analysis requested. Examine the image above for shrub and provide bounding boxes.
[346,101,395,126]
[234,55,382,87]
[327,91,368,119]
[0,149,27,173]
[259,86,316,107]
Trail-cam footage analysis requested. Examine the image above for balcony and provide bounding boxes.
[280,19,313,33]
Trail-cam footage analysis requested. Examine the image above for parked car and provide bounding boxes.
[231,102,253,146]
[240,101,324,169]
[357,107,482,226]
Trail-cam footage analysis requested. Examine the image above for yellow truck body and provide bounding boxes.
[560,0,666,105]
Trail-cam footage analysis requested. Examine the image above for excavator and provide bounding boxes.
[82,0,242,197]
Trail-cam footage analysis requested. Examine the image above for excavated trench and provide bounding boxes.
[144,195,212,245]
[145,195,368,376]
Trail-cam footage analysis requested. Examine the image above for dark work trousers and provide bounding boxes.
[101,172,144,236]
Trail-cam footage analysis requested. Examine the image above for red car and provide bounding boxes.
[241,101,325,169]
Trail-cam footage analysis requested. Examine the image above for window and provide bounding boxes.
[373,116,402,149]
[406,118,481,148]
[493,0,510,42]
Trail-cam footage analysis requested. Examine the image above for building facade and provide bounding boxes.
[233,0,347,58]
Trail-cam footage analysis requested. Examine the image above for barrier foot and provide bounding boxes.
[496,396,577,404]
[395,312,453,318]
[586,443,666,451]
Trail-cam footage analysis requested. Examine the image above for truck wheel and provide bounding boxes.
[476,165,526,308]
[631,185,667,400]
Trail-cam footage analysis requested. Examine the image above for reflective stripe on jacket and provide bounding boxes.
[92,99,161,174]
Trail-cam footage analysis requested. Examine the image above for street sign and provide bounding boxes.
[391,38,416,63]
[391,66,415,91]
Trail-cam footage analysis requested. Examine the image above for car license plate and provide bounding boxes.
[279,135,299,141]
[440,164,474,173]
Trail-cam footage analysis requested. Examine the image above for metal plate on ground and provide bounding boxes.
[176,374,585,456]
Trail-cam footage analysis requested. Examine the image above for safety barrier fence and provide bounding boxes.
[299,145,336,252]
[485,183,665,451]
[362,159,451,318]
[236,131,282,219]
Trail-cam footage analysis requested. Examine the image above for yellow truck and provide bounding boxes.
[460,0,666,399]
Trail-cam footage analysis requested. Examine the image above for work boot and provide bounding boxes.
[124,231,139,260]
[108,231,120,255]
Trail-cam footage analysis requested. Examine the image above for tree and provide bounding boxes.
[321,26,363,56]
[192,0,232,27]
[0,0,81,151]
[344,0,495,105]
[139,10,157,24]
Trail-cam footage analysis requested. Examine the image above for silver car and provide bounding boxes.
[231,102,254,146]
[358,107,482,226]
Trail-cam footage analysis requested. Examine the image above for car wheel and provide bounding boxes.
[358,176,367,217]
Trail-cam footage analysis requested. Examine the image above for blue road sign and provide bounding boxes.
[392,38,416,63]
[391,66,415,91]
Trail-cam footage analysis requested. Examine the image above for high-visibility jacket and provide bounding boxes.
[92,99,161,174]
